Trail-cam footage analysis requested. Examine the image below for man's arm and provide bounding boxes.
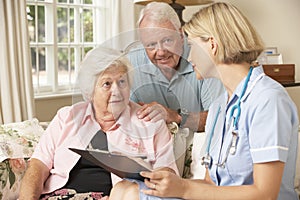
[183,111,208,132]
[19,158,50,200]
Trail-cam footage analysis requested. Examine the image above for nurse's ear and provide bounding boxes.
[209,37,218,56]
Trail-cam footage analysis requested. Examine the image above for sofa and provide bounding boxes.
[0,118,45,200]
[0,118,299,199]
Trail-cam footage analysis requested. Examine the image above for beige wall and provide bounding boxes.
[35,95,73,122]
[183,0,300,81]
[35,93,84,122]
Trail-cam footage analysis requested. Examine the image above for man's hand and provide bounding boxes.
[136,102,208,132]
[136,102,181,124]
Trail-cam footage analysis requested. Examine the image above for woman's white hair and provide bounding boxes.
[137,2,181,31]
[77,46,133,101]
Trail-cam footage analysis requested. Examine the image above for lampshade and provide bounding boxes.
[134,0,213,6]
[134,0,213,26]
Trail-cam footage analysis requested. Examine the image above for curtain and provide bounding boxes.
[103,0,140,51]
[0,0,35,124]
[111,0,137,35]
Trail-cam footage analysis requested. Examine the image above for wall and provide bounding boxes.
[183,0,300,81]
[35,95,72,122]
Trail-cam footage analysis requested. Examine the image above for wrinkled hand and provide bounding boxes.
[137,102,180,124]
[140,170,185,198]
[137,102,168,122]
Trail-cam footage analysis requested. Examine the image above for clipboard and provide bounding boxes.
[69,148,152,181]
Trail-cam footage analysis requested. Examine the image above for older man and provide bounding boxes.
[126,2,224,177]
[128,2,224,133]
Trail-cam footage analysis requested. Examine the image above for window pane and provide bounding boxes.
[84,0,93,4]
[58,47,75,85]
[84,47,93,58]
[82,9,93,42]
[58,47,68,82]
[57,7,68,43]
[27,5,35,42]
[58,0,67,3]
[70,48,75,84]
[39,47,47,86]
[38,6,45,42]
[32,47,47,86]
[31,47,37,85]
[70,8,74,42]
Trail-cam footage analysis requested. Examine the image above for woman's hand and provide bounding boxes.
[19,158,50,200]
[140,170,185,198]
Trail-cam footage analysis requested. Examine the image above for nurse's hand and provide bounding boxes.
[140,170,185,198]
[137,102,181,124]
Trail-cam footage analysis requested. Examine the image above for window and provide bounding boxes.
[26,0,109,96]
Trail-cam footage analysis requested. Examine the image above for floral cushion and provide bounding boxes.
[0,118,45,200]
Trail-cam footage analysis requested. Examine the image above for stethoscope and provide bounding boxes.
[201,67,256,169]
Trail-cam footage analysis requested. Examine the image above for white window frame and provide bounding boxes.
[27,0,108,97]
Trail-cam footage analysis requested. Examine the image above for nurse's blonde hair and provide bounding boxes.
[183,2,265,65]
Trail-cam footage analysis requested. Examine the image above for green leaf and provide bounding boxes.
[7,162,16,189]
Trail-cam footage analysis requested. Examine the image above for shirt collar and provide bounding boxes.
[228,66,265,105]
[81,102,96,126]
[106,104,132,132]
[83,102,133,132]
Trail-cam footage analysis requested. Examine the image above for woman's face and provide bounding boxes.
[187,37,217,80]
[92,64,130,119]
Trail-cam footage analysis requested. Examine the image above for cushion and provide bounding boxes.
[190,132,206,179]
[0,118,44,161]
[0,118,44,200]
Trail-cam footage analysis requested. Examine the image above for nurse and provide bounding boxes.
[109,2,299,200]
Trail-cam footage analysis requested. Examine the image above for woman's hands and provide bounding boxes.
[140,170,186,198]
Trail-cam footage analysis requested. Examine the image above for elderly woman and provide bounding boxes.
[18,47,178,199]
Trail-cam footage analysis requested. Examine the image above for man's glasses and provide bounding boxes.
[144,37,176,51]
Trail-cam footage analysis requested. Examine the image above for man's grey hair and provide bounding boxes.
[137,2,181,31]
[77,46,133,101]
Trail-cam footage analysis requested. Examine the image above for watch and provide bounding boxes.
[177,108,189,127]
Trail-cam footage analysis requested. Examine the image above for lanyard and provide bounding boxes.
[202,67,254,169]
[205,106,221,154]
[229,67,254,130]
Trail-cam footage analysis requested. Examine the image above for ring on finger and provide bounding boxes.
[153,183,156,189]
